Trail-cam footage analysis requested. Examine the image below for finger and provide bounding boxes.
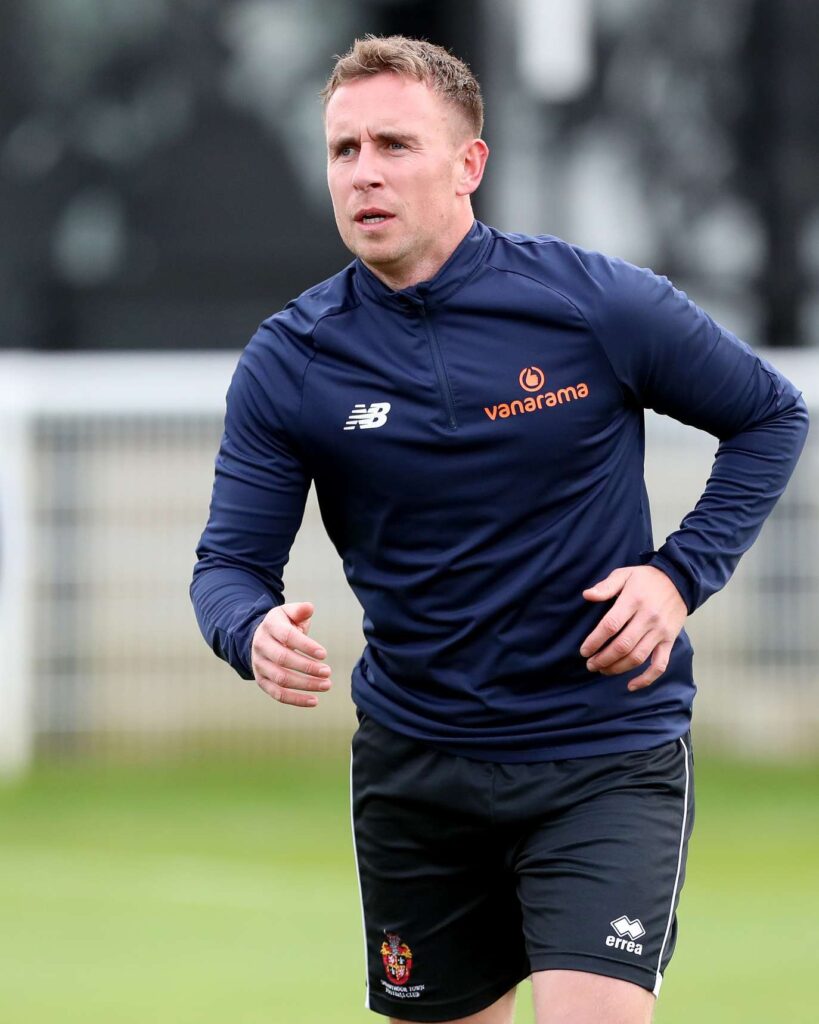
[579,596,639,660]
[255,658,333,693]
[280,601,315,624]
[590,630,660,676]
[257,677,322,708]
[263,615,327,660]
[282,602,313,636]
[627,640,674,691]
[581,567,632,603]
[256,643,332,680]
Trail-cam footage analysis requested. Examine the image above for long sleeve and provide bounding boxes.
[581,254,810,613]
[190,324,313,678]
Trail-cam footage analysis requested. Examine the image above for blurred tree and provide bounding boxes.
[1,0,816,349]
[738,0,819,346]
[1,0,352,350]
[534,0,817,345]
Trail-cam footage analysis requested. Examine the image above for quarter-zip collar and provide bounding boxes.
[353,219,493,312]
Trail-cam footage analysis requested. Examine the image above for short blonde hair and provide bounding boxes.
[321,34,484,137]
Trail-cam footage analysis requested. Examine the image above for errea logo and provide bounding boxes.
[484,367,590,421]
[606,916,645,956]
[344,401,391,430]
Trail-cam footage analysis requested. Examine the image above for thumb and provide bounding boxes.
[280,601,315,631]
[582,568,631,602]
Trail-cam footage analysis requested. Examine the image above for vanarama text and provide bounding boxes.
[484,382,590,421]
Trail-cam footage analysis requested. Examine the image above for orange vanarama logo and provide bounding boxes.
[484,367,590,421]
[519,366,545,392]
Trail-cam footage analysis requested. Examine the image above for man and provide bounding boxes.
[191,35,808,1024]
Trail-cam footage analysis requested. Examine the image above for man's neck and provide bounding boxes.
[363,220,475,293]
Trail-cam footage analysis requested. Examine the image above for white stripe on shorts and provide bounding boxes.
[350,749,371,1009]
[653,736,691,997]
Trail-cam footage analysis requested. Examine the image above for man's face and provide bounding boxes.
[325,73,473,286]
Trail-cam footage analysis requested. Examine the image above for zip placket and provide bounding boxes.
[418,302,459,430]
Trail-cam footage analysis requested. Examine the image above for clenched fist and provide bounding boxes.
[580,566,687,691]
[251,602,333,708]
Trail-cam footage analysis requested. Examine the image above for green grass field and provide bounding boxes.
[1,751,817,1023]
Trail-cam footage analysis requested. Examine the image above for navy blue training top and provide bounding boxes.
[191,220,809,762]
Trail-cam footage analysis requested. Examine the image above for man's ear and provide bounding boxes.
[456,138,490,197]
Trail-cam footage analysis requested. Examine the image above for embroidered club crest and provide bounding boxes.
[381,932,413,986]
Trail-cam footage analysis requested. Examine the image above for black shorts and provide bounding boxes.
[350,714,694,1022]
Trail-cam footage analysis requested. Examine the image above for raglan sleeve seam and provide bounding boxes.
[485,262,629,403]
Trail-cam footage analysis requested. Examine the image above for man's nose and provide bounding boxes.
[351,143,384,190]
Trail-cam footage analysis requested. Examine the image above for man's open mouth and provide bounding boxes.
[356,209,395,225]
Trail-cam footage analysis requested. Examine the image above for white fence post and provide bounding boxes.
[0,401,34,775]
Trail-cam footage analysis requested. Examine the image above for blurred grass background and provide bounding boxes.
[1,751,816,1024]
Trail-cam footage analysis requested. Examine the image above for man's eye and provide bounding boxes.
[338,146,354,157]
[388,142,405,151]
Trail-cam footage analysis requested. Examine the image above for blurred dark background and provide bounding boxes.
[2,0,817,351]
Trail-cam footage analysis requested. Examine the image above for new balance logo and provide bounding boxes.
[344,402,391,430]
[605,916,645,956]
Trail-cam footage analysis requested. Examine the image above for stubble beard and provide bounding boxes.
[344,225,417,280]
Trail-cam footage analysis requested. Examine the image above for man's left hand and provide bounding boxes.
[580,566,688,691]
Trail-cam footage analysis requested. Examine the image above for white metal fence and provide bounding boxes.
[0,351,816,772]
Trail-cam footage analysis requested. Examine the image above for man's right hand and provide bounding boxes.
[251,602,332,708]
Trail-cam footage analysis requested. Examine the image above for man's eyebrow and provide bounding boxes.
[372,130,422,146]
[328,134,356,153]
[328,130,422,152]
